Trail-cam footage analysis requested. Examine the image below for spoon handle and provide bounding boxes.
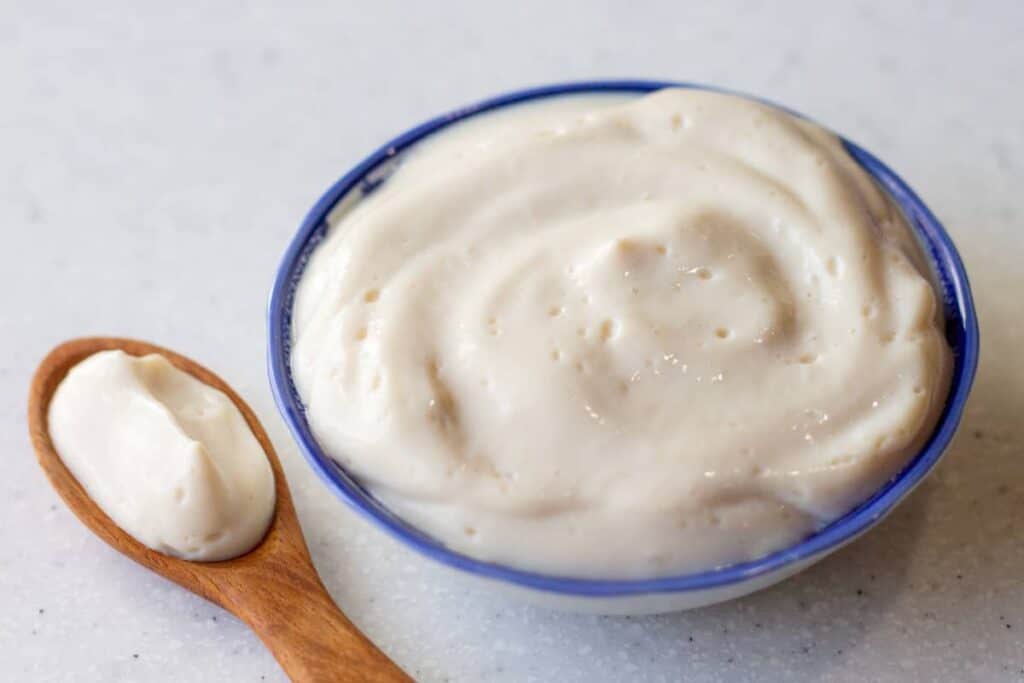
[216,557,411,682]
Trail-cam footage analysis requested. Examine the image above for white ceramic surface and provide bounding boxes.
[3,1,1022,681]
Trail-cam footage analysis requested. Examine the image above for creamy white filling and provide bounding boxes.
[292,89,951,578]
[49,350,276,561]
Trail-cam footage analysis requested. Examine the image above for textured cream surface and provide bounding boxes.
[291,89,950,578]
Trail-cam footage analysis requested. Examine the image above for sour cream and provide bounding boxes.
[48,350,275,561]
[291,89,951,578]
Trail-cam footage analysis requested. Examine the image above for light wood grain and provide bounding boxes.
[28,337,411,683]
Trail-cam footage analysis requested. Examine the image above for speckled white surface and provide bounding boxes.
[2,1,1022,681]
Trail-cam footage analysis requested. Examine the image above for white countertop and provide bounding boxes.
[3,1,1022,680]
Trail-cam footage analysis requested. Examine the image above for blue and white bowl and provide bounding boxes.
[268,81,979,615]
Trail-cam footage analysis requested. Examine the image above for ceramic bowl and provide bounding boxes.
[268,80,979,615]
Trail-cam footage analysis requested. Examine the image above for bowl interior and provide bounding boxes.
[268,81,979,597]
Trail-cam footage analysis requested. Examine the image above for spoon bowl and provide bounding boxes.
[28,337,409,682]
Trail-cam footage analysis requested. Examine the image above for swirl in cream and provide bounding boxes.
[291,89,951,578]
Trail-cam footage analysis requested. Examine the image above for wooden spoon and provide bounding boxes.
[27,337,411,682]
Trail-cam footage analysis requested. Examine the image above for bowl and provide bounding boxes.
[267,80,979,615]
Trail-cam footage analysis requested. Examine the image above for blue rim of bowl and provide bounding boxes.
[268,80,979,597]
